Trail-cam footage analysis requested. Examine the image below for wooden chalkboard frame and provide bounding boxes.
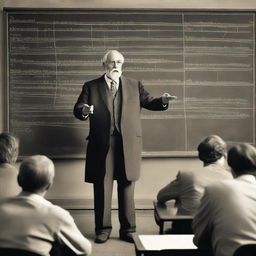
[4,8,256,158]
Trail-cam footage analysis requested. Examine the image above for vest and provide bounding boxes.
[107,81,122,134]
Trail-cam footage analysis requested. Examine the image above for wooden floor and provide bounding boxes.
[70,209,159,256]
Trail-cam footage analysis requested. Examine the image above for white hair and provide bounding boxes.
[102,50,124,64]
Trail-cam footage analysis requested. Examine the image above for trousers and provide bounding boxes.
[93,132,136,235]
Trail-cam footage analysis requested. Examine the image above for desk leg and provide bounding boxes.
[135,250,141,256]
[159,221,164,234]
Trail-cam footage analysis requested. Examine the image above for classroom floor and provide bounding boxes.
[70,209,159,256]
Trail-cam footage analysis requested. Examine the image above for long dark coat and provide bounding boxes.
[73,75,168,183]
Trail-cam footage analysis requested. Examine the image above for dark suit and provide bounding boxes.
[74,74,167,234]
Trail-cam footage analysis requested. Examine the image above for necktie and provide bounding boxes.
[110,80,117,96]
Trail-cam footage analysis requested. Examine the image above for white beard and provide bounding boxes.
[108,69,122,81]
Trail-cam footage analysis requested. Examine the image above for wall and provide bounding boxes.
[1,0,255,209]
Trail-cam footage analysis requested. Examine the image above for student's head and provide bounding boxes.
[0,132,19,164]
[227,143,256,177]
[197,135,227,164]
[18,155,55,194]
[102,50,124,81]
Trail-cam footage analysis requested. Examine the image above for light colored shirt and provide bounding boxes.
[157,163,232,215]
[104,74,119,91]
[193,174,256,256]
[0,163,21,200]
[0,192,91,256]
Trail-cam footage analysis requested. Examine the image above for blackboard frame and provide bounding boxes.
[4,8,256,159]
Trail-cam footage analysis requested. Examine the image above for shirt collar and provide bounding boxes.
[236,174,256,183]
[104,74,119,89]
[18,191,52,205]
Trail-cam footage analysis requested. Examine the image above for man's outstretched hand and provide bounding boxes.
[161,93,177,104]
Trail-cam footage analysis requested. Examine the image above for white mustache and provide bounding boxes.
[110,69,120,73]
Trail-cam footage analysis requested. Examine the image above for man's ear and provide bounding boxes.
[45,182,52,191]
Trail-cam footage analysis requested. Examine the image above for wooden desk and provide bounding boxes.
[153,200,193,234]
[132,234,212,256]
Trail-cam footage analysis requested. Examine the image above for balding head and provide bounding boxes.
[18,155,55,194]
[102,50,124,65]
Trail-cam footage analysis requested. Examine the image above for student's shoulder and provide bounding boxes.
[179,168,205,177]
[0,163,18,175]
[205,179,236,195]
[47,202,73,221]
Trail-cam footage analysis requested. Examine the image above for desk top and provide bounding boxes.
[133,234,197,251]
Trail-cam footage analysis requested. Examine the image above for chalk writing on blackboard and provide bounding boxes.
[6,10,255,157]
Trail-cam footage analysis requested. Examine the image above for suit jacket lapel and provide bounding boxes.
[120,75,130,115]
[98,75,111,111]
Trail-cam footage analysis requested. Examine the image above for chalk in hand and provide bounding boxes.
[167,95,177,100]
[163,93,177,100]
[90,105,94,114]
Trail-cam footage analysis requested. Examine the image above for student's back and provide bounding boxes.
[0,133,20,199]
[193,177,256,256]
[157,135,232,216]
[0,192,91,256]
[0,155,91,256]
[0,163,20,199]
[175,164,232,215]
[193,143,256,256]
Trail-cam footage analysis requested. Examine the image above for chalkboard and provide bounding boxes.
[5,9,256,158]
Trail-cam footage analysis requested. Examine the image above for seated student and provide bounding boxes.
[0,132,21,199]
[156,135,232,233]
[0,155,92,256]
[193,143,256,256]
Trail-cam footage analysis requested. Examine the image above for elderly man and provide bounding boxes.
[193,143,256,256]
[156,135,232,233]
[73,50,176,243]
[0,155,92,256]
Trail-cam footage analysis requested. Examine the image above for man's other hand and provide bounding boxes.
[82,104,94,115]
[161,93,177,104]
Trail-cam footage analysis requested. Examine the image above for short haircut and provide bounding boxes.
[0,132,19,164]
[102,50,124,64]
[228,143,256,176]
[18,155,55,193]
[197,135,227,164]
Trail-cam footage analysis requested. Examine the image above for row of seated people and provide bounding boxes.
[0,132,92,256]
[154,135,256,256]
[1,131,256,256]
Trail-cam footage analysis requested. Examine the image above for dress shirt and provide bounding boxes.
[0,163,21,200]
[193,174,256,256]
[236,174,256,183]
[0,192,91,256]
[157,163,232,215]
[104,74,120,91]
